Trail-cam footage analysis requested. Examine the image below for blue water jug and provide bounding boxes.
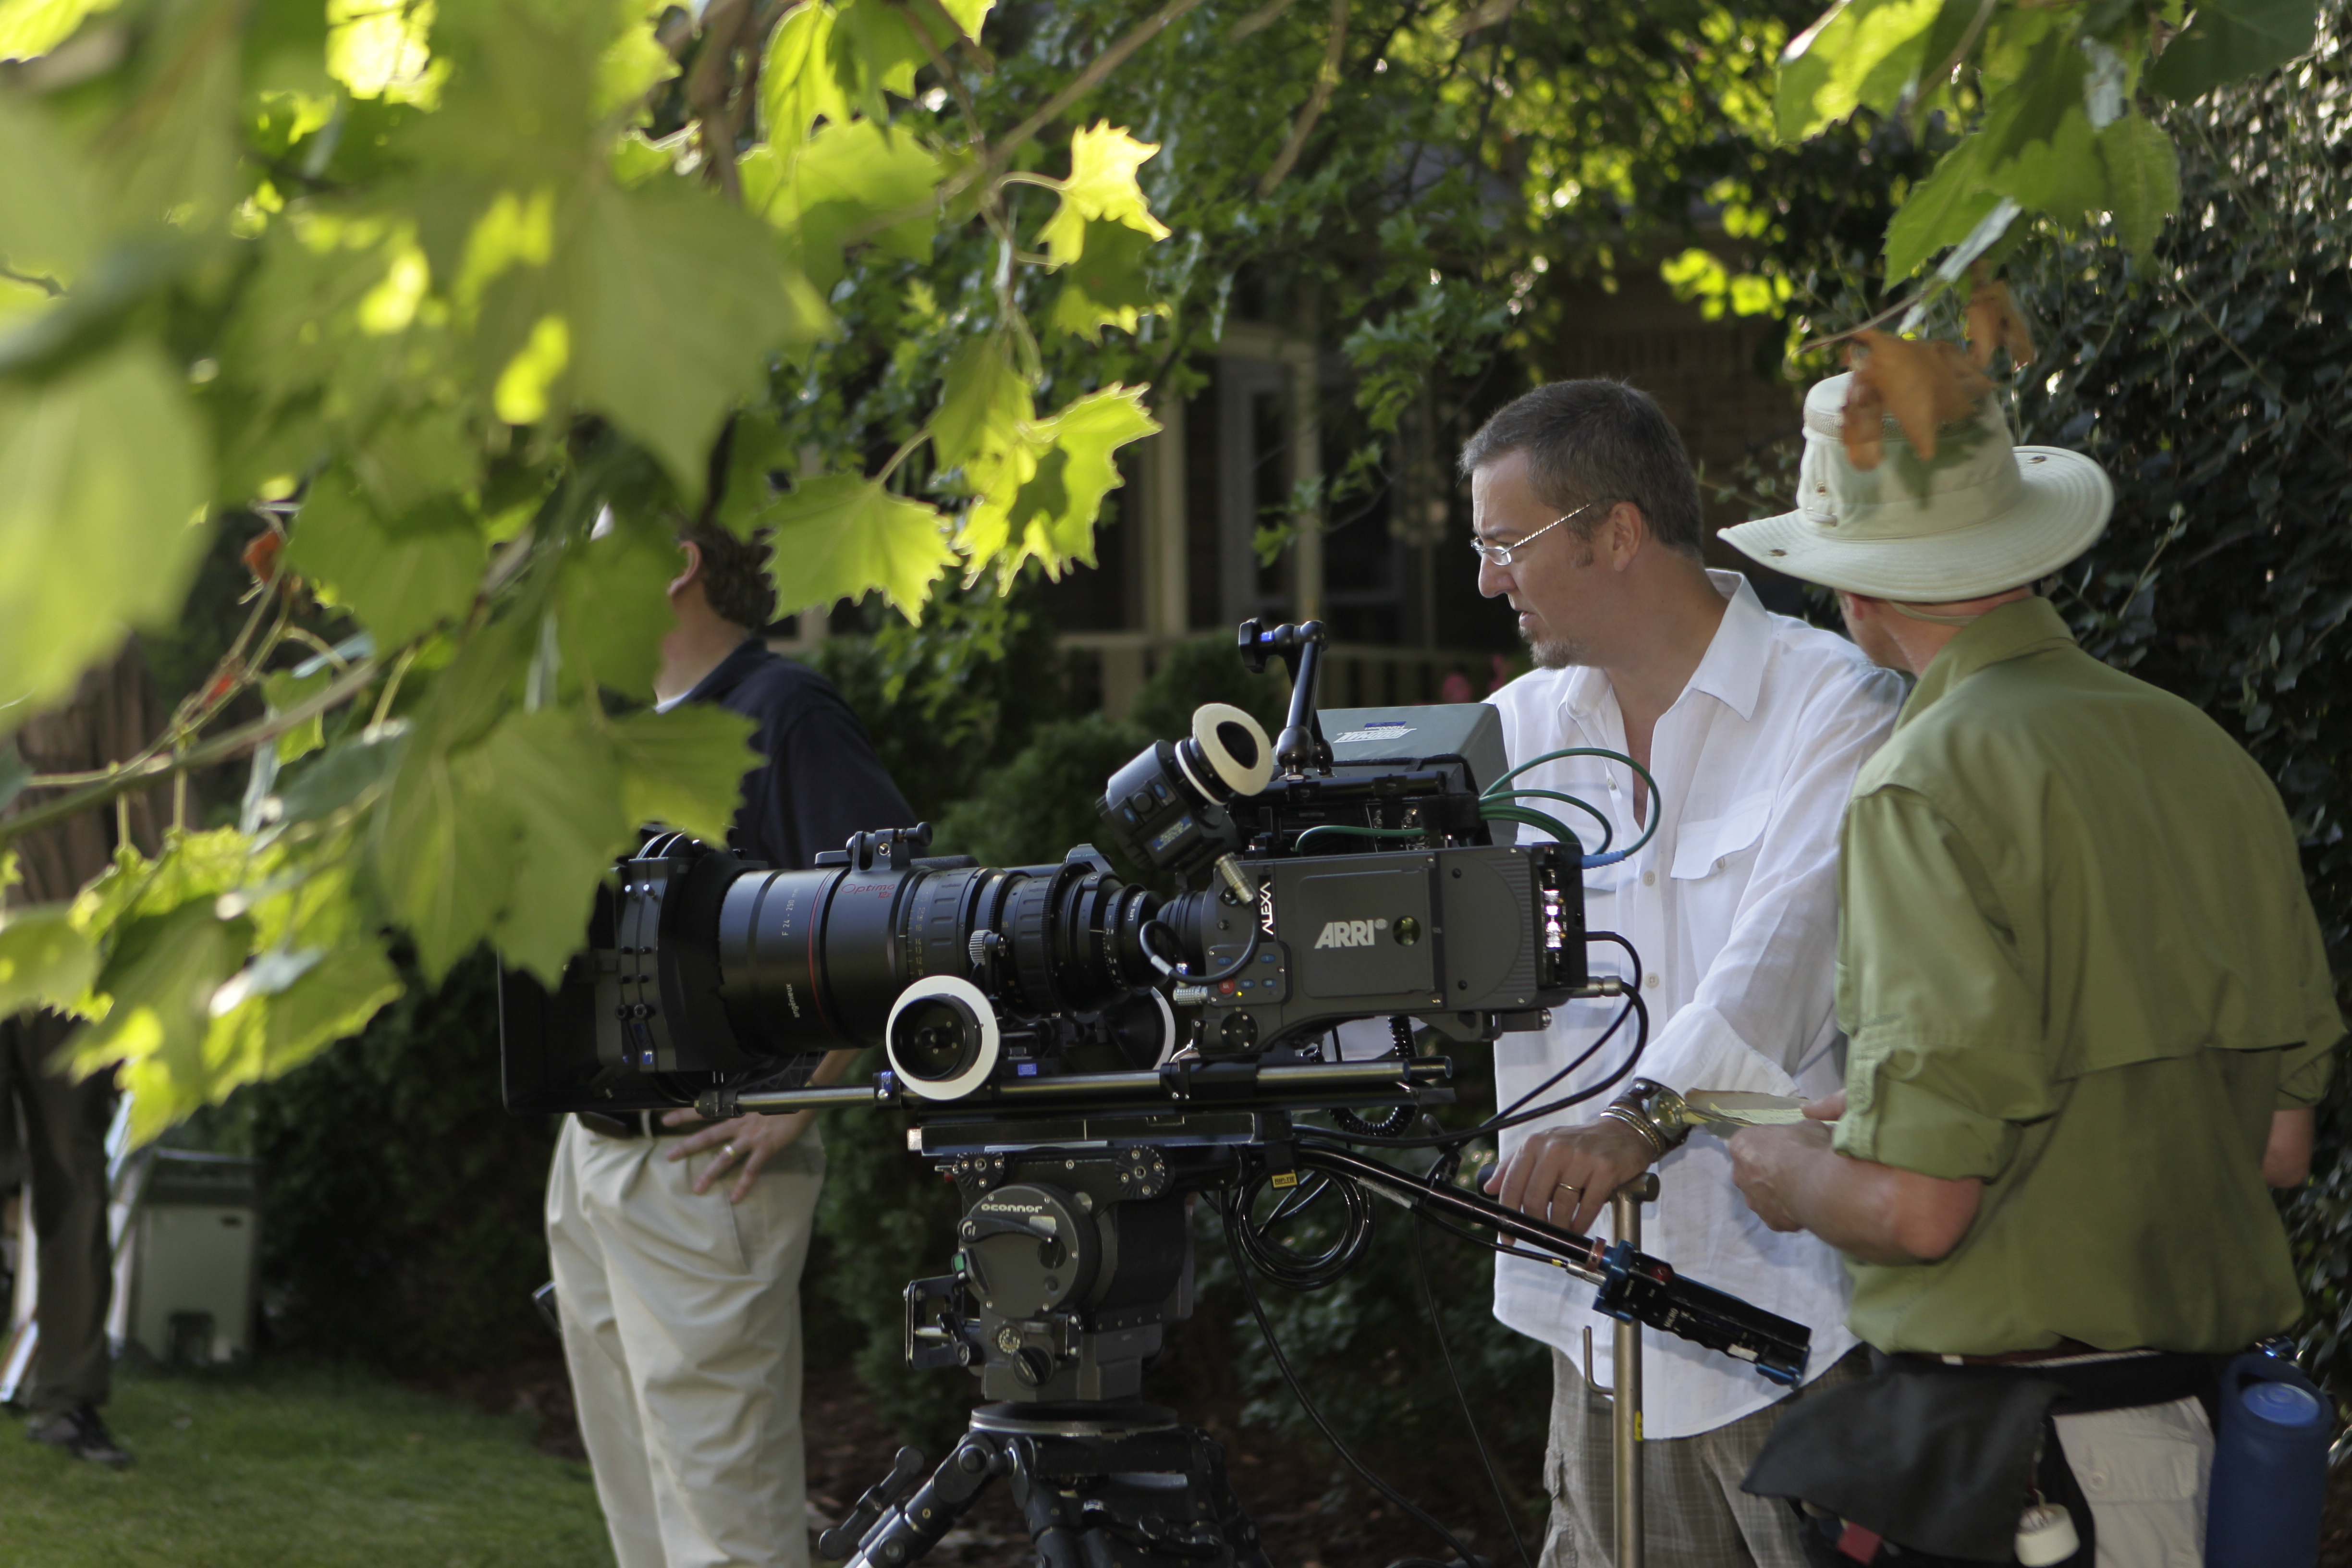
[2204,1350,2330,1568]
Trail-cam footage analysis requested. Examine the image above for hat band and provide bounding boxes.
[1799,449,2025,541]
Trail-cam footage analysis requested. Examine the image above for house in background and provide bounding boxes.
[783,267,1807,716]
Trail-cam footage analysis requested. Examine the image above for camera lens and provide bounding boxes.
[894,997,980,1080]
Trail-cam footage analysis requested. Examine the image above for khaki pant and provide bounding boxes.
[547,1116,825,1568]
[0,1009,115,1420]
[1539,1347,1866,1568]
[2051,1396,2213,1568]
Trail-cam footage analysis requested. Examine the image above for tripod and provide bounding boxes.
[821,1401,1269,1568]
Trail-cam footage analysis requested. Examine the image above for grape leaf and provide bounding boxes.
[466,706,632,984]
[0,0,114,61]
[2147,0,2319,100]
[610,704,759,845]
[1036,122,1171,261]
[203,936,403,1093]
[933,0,994,41]
[761,1,850,140]
[0,904,97,1018]
[598,0,676,113]
[564,181,832,495]
[931,332,1031,473]
[1774,0,1948,144]
[2096,114,2182,257]
[758,473,955,620]
[1048,220,1159,342]
[0,345,210,740]
[555,518,678,701]
[285,468,488,649]
[1883,133,1997,277]
[746,118,942,289]
[262,667,333,764]
[61,900,253,1147]
[0,93,95,285]
[828,0,933,122]
[958,384,1157,579]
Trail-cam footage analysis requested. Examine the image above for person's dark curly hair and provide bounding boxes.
[679,521,777,631]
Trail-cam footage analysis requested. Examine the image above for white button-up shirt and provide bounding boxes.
[1485,571,1904,1439]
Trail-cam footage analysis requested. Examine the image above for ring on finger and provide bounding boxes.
[722,1141,738,1162]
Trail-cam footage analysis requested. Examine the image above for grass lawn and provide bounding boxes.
[0,1358,613,1568]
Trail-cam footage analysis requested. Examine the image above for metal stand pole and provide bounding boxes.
[1583,1172,1659,1568]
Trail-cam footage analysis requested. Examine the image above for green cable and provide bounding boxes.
[1483,747,1661,866]
[1293,823,1431,853]
[1478,804,1582,848]
[1478,787,1613,853]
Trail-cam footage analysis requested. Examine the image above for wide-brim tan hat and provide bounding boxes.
[1719,373,2113,601]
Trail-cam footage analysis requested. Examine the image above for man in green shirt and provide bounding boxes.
[1713,373,2338,1568]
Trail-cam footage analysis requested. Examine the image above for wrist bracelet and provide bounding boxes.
[1604,1078,1692,1157]
[1597,1104,1669,1160]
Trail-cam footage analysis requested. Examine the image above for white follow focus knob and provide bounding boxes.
[884,974,1002,1102]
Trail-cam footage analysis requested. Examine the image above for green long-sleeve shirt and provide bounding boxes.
[1832,597,2340,1356]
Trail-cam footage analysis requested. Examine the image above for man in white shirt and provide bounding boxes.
[1463,380,1904,1568]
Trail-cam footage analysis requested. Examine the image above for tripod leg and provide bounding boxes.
[838,1431,1011,1568]
[1004,1425,1273,1568]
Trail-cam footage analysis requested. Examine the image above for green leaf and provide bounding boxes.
[1774,0,1949,143]
[0,93,95,286]
[263,667,333,764]
[62,900,252,1147]
[746,118,942,289]
[466,706,632,983]
[0,743,26,813]
[1035,122,1171,260]
[555,517,678,700]
[202,937,403,1093]
[0,0,116,61]
[2147,0,2318,99]
[0,905,97,1018]
[285,468,489,649]
[931,333,1031,474]
[958,385,1157,581]
[761,1,850,140]
[935,0,993,39]
[827,0,931,122]
[758,473,955,620]
[2096,114,2182,255]
[611,704,759,845]
[0,344,210,739]
[1047,220,1160,342]
[564,181,832,495]
[1984,104,2102,219]
[374,699,633,984]
[598,0,677,113]
[1885,133,1997,276]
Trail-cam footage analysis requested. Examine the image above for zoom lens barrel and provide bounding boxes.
[697,845,1164,1063]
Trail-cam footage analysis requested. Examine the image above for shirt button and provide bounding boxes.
[1644,972,1661,990]
[1607,776,1619,792]
[1641,870,1656,887]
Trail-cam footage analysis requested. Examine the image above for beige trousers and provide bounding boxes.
[547,1116,825,1568]
[1538,1348,1867,1568]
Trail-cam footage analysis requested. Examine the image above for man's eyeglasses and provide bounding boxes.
[1469,497,1609,567]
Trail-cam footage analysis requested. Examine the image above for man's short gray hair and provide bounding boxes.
[1458,380,1706,559]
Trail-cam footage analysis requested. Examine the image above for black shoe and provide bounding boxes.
[27,1404,133,1468]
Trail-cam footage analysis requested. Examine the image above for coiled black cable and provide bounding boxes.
[1225,1159,1377,1291]
[1220,1183,1493,1568]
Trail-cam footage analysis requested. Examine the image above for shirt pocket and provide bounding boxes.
[1669,796,1771,882]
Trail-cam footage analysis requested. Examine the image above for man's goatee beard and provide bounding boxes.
[1526,631,1591,670]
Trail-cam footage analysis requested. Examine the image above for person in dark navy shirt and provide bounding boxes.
[546,520,913,1568]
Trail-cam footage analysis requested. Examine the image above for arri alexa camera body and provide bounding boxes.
[502,620,1808,1568]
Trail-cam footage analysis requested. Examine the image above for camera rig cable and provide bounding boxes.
[1480,746,1661,868]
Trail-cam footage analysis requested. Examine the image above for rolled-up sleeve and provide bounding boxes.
[1832,785,2054,1181]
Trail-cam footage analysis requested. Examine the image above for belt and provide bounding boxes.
[575,1110,694,1139]
[1908,1338,2102,1367]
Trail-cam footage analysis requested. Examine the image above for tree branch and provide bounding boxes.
[0,658,383,848]
[1258,0,1349,197]
[687,0,759,205]
[997,0,1210,164]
